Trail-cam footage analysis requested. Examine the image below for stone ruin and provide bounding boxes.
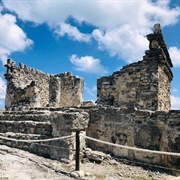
[0,24,180,174]
[4,59,84,109]
[97,24,173,111]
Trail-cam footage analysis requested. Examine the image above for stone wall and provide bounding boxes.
[158,64,171,110]
[97,24,173,111]
[5,59,50,108]
[2,24,179,171]
[57,73,84,107]
[86,107,180,170]
[4,59,84,109]
[48,107,89,160]
[97,60,160,110]
[0,107,89,161]
[0,105,179,169]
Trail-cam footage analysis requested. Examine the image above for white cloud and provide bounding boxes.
[0,8,33,64]
[54,23,91,43]
[0,77,6,99]
[70,54,108,75]
[2,0,180,63]
[172,88,178,93]
[92,25,148,63]
[171,95,180,110]
[3,0,179,29]
[169,47,180,67]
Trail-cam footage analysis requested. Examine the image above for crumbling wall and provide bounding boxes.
[97,24,173,111]
[145,30,173,111]
[4,59,84,109]
[56,73,84,107]
[97,59,160,110]
[158,64,171,110]
[48,73,84,108]
[2,24,178,170]
[5,59,50,108]
[86,107,180,169]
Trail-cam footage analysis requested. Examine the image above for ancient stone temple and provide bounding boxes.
[97,24,173,111]
[4,59,84,109]
[0,24,180,173]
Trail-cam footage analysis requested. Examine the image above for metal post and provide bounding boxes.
[75,131,80,171]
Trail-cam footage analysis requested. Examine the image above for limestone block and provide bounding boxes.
[82,101,95,107]
[50,110,89,137]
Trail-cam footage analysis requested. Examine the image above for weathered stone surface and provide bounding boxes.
[49,108,89,135]
[82,101,95,107]
[0,120,52,135]
[84,148,110,163]
[70,170,85,178]
[4,60,84,109]
[0,108,89,161]
[86,107,180,169]
[96,25,173,111]
[57,73,84,108]
[49,76,61,107]
[1,24,179,173]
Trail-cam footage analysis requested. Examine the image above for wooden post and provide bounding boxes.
[75,131,80,171]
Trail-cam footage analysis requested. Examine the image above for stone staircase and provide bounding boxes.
[0,108,75,161]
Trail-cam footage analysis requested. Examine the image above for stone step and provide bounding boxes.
[0,132,51,140]
[0,114,51,121]
[0,132,51,153]
[0,121,52,136]
[0,131,74,161]
[2,109,51,115]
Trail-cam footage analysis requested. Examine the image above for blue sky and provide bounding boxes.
[0,0,180,109]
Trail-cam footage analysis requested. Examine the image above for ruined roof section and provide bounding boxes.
[145,23,173,79]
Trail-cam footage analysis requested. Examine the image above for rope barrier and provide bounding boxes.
[0,131,180,174]
[80,133,180,157]
[0,134,74,143]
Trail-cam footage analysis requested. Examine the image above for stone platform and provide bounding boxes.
[0,107,89,161]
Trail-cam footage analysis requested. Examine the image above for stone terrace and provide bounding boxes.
[0,107,89,161]
[0,24,180,174]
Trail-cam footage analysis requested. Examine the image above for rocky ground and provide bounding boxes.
[0,145,180,180]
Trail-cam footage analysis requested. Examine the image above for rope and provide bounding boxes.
[0,134,74,143]
[80,133,180,156]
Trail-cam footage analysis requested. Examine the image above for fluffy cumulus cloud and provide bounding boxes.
[169,47,180,67]
[54,23,91,43]
[171,95,180,109]
[70,54,107,75]
[0,6,33,64]
[92,25,148,62]
[2,0,179,29]
[2,0,180,63]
